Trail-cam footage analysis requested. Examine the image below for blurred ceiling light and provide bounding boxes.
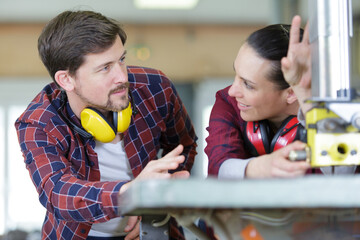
[134,0,199,9]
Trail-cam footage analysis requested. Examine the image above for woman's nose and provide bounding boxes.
[228,80,242,98]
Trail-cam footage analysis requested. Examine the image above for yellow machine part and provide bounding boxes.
[306,107,360,167]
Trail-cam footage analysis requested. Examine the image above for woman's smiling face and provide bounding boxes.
[228,43,290,124]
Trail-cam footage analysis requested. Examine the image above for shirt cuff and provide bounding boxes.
[218,158,254,179]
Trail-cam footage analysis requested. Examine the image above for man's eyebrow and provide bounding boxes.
[121,50,127,58]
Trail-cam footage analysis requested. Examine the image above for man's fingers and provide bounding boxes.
[124,216,139,232]
[135,154,186,181]
[124,216,141,240]
[171,170,190,179]
[147,156,185,171]
[135,145,187,181]
[163,144,184,158]
[154,157,181,166]
[124,219,141,240]
[155,160,181,172]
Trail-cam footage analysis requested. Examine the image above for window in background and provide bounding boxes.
[194,78,233,178]
[0,107,4,235]
[200,105,213,176]
[0,79,51,237]
[6,106,45,233]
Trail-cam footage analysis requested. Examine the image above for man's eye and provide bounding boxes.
[102,65,110,71]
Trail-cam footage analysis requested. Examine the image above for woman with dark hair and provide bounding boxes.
[205,16,313,179]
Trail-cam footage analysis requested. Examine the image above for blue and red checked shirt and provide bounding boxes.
[15,66,197,240]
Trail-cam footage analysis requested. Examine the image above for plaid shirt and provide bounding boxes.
[15,66,197,240]
[205,86,324,177]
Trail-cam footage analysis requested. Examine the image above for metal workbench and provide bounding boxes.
[118,175,360,239]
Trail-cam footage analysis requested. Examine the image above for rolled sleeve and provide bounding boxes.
[218,158,253,179]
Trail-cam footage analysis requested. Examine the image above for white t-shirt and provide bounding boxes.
[88,139,134,237]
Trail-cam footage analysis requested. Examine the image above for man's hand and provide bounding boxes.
[124,216,141,240]
[119,144,189,194]
[119,145,188,238]
[246,141,311,178]
[135,144,189,180]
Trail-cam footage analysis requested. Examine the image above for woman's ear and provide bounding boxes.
[286,87,298,104]
[54,70,75,91]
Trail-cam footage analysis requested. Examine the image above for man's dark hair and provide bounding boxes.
[246,24,304,90]
[38,10,127,83]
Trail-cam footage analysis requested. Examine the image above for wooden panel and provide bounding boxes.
[0,23,259,82]
[0,24,47,77]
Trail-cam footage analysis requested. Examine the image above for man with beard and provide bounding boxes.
[15,10,197,240]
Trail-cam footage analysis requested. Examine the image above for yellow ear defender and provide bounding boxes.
[114,103,132,133]
[80,103,132,143]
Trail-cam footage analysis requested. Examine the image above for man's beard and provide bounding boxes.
[75,83,130,112]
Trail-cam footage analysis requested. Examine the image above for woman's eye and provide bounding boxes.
[243,80,254,90]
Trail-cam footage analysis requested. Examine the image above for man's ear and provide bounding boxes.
[54,70,75,91]
[286,87,298,104]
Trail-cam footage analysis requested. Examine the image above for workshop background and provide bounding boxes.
[0,0,360,238]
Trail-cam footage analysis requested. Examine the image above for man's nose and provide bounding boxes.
[113,63,128,83]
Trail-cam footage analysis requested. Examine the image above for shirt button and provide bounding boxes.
[89,161,94,167]
[81,229,86,234]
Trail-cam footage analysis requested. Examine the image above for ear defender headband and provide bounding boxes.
[58,91,137,142]
[243,115,303,156]
[80,103,132,143]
